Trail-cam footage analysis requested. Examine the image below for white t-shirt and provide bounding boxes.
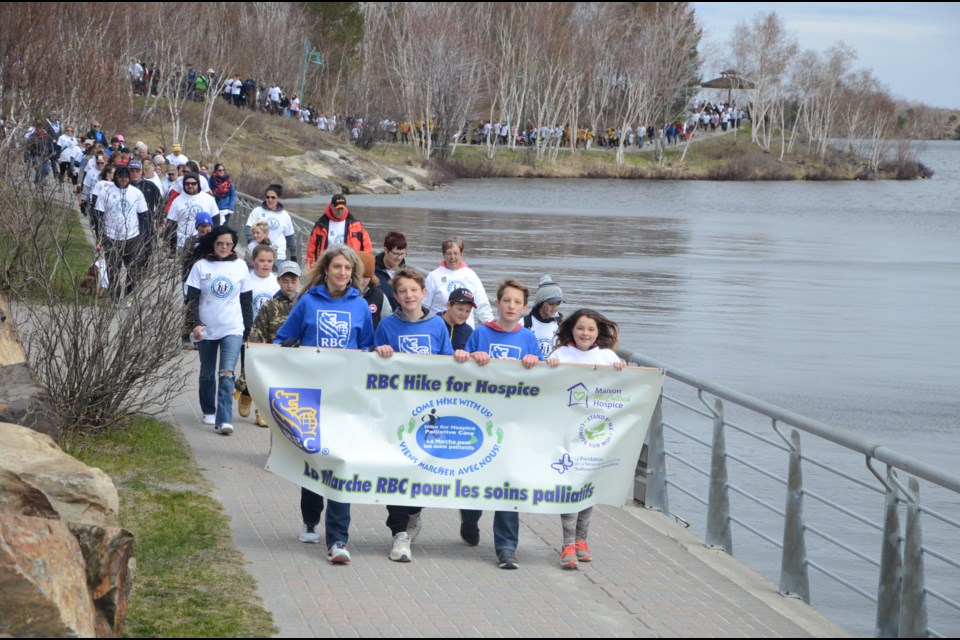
[245,206,295,261]
[552,345,622,366]
[528,315,561,359]
[249,271,280,318]
[327,219,346,246]
[95,184,147,241]
[186,259,252,340]
[57,135,78,162]
[268,86,281,102]
[166,191,219,248]
[424,265,493,328]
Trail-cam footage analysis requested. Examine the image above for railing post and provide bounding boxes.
[705,398,732,553]
[875,467,903,638]
[780,429,810,603]
[899,477,928,638]
[639,393,669,514]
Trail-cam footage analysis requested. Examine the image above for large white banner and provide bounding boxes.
[246,344,663,514]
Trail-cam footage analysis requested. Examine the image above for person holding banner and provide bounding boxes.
[273,245,374,564]
[546,309,626,570]
[373,268,455,563]
[453,277,542,570]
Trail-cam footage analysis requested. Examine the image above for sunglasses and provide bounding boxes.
[184,181,199,187]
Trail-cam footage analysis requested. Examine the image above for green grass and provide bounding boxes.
[66,417,277,638]
[1,198,94,299]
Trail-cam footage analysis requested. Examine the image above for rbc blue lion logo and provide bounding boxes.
[269,388,322,454]
[489,344,521,360]
[399,335,431,354]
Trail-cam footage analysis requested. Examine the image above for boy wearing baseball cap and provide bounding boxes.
[441,287,476,351]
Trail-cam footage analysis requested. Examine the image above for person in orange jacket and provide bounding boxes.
[305,194,373,268]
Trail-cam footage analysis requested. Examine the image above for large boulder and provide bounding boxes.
[0,422,118,528]
[69,524,135,638]
[0,514,97,638]
[0,296,58,439]
[0,422,133,637]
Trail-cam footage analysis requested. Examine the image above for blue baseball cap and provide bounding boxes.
[195,212,214,228]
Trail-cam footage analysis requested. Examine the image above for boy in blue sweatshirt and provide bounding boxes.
[453,277,542,570]
[374,268,453,563]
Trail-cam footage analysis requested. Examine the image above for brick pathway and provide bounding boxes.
[168,357,849,638]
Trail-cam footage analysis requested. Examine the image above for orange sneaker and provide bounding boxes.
[575,539,592,562]
[560,543,578,570]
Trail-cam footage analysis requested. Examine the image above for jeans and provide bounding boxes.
[460,509,519,553]
[101,235,144,300]
[197,334,242,426]
[301,488,352,547]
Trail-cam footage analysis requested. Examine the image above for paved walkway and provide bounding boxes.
[165,356,849,638]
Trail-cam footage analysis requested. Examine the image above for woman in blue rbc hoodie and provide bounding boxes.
[272,245,374,565]
[373,267,454,564]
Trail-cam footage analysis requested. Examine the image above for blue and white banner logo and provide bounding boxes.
[269,387,322,454]
[316,310,352,348]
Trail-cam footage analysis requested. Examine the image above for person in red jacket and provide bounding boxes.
[305,194,373,268]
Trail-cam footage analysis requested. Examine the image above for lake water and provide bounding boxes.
[289,141,960,634]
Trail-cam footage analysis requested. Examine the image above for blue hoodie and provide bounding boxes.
[274,284,374,350]
[374,306,453,355]
[464,321,542,361]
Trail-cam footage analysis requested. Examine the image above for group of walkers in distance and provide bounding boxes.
[181,181,628,572]
[14,106,631,572]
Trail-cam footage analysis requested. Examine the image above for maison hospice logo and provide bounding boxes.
[269,387,323,454]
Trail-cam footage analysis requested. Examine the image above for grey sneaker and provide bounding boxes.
[389,532,412,562]
[299,524,320,544]
[498,549,518,570]
[406,513,422,542]
[327,542,351,564]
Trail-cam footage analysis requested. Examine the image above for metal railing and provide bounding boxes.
[625,349,960,638]
[231,191,318,262]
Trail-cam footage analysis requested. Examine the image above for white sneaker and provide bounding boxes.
[389,531,412,562]
[216,423,234,435]
[202,414,216,425]
[299,524,320,544]
[327,542,351,564]
[407,513,422,542]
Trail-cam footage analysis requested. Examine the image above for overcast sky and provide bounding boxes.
[692,3,960,109]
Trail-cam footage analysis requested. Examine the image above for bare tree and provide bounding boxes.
[363,2,484,160]
[0,4,132,147]
[731,12,797,153]
[237,3,308,107]
[0,155,189,433]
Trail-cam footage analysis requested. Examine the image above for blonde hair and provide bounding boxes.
[251,221,270,236]
[302,246,363,294]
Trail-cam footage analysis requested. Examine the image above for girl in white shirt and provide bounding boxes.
[546,309,625,570]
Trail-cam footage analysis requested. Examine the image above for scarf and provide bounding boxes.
[209,172,233,199]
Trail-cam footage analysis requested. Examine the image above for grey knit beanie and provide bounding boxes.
[533,275,564,308]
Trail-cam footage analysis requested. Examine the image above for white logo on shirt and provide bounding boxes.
[316,310,351,348]
[399,335,432,354]
[489,344,521,360]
